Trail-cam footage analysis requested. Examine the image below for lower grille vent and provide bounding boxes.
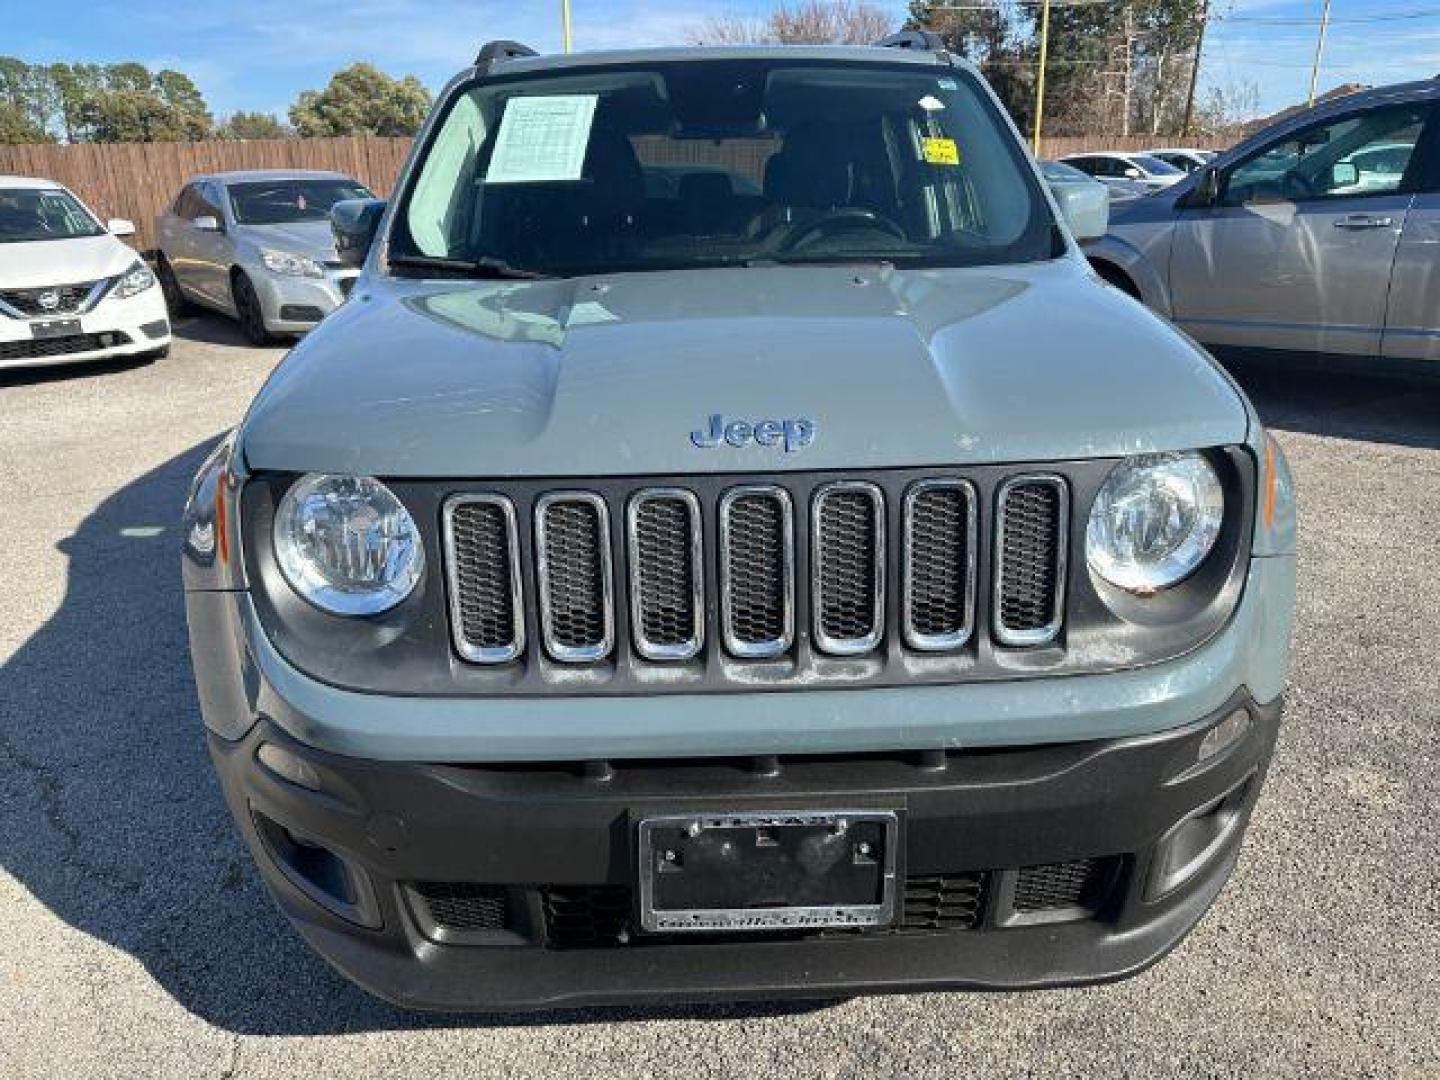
[541,885,633,948]
[902,872,987,930]
[1013,858,1106,913]
[412,882,510,932]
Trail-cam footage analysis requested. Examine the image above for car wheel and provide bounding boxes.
[232,272,274,346]
[156,257,189,316]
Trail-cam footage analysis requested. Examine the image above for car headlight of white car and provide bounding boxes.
[260,248,326,278]
[273,473,425,616]
[112,259,157,299]
[1085,451,1224,595]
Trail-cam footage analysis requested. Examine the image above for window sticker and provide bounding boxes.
[937,78,958,90]
[921,137,960,166]
[918,94,946,112]
[486,94,599,184]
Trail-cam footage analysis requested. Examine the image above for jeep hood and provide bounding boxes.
[239,260,1249,477]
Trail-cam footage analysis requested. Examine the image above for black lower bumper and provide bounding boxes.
[210,691,1281,1012]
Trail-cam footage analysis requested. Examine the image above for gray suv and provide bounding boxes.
[183,35,1296,1011]
[155,170,372,344]
[1087,78,1440,368]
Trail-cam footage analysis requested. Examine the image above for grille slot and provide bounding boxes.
[902,872,987,930]
[444,495,524,663]
[812,482,885,655]
[1013,858,1107,913]
[541,885,633,948]
[994,475,1068,646]
[627,489,704,660]
[536,492,614,662]
[411,882,510,933]
[720,486,795,658]
[903,480,977,651]
[0,332,131,361]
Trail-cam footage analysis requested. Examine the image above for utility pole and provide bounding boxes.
[1032,0,1052,154]
[1180,0,1210,138]
[562,0,574,52]
[1307,0,1332,106]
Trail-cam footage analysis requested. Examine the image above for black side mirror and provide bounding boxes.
[331,198,387,268]
[1185,166,1221,208]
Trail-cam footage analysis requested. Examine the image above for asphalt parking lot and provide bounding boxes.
[1,315,1437,1078]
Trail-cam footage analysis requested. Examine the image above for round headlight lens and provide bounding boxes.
[273,474,424,615]
[1085,452,1224,594]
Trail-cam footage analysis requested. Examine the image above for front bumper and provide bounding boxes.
[248,265,357,334]
[0,286,170,371]
[210,693,1281,1011]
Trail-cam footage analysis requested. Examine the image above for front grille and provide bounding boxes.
[445,496,524,662]
[535,493,614,661]
[812,482,885,654]
[0,280,100,317]
[994,476,1068,646]
[720,486,794,657]
[0,332,131,362]
[902,872,987,930]
[541,885,633,947]
[627,489,703,660]
[411,882,509,932]
[1013,858,1106,913]
[444,471,1072,672]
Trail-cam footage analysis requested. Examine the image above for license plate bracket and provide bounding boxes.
[637,810,898,933]
[30,318,82,340]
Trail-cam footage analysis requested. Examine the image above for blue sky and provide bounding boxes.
[3,0,1437,121]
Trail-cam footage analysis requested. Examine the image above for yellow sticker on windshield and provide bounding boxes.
[921,137,960,166]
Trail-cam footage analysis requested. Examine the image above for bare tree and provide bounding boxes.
[690,2,894,46]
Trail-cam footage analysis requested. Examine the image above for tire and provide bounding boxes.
[231,272,274,346]
[156,256,190,317]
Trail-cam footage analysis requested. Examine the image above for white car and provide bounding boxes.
[1058,152,1187,192]
[0,176,170,372]
[1144,148,1217,173]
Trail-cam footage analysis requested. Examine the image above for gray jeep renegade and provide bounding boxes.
[182,34,1297,1012]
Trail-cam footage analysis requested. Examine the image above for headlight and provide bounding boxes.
[1085,452,1224,594]
[260,248,326,278]
[273,474,424,616]
[113,259,156,299]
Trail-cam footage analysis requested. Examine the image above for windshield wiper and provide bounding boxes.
[388,253,549,280]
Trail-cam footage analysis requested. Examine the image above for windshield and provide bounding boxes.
[1132,156,1184,176]
[228,178,373,225]
[0,187,105,243]
[394,59,1057,276]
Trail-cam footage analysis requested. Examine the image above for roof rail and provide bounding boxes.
[874,30,945,52]
[475,40,539,68]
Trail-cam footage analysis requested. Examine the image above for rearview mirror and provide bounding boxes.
[331,198,387,268]
[192,215,221,232]
[1331,161,1359,188]
[107,218,136,237]
[1051,181,1109,242]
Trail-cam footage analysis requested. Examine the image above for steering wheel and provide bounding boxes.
[776,208,906,253]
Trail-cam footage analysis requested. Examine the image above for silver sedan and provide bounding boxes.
[155,170,372,344]
[1085,77,1440,367]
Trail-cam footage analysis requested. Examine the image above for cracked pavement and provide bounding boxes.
[1,320,1437,1078]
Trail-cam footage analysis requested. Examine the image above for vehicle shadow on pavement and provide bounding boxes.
[1223,357,1440,450]
[0,438,834,1036]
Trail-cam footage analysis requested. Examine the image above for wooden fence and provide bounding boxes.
[0,137,413,251]
[0,132,1233,253]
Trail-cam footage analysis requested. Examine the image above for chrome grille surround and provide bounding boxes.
[443,494,525,663]
[534,491,615,662]
[718,485,795,659]
[811,481,886,656]
[902,479,978,652]
[0,278,109,319]
[993,474,1069,647]
[626,488,704,661]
